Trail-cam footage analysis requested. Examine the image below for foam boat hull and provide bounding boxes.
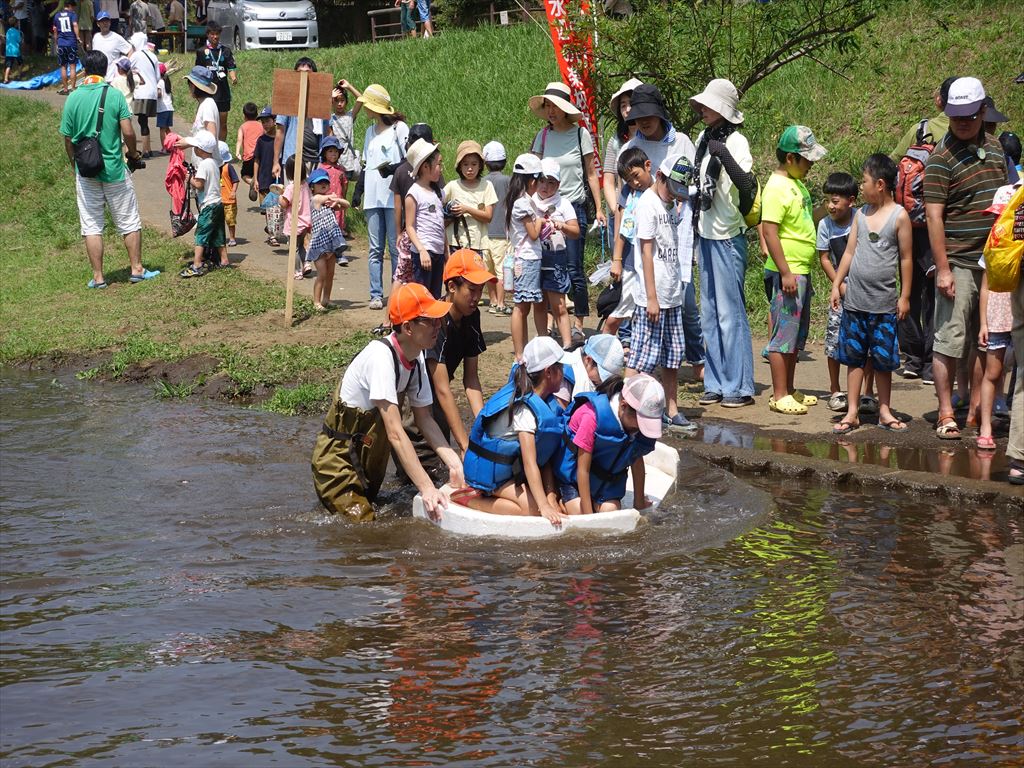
[412,442,679,538]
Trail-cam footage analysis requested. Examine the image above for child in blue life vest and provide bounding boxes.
[555,372,665,515]
[462,336,570,527]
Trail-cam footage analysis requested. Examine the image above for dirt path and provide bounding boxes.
[10,87,1021,481]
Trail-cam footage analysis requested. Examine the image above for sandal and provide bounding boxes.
[294,271,304,280]
[313,303,328,313]
[793,391,818,406]
[1009,460,1024,486]
[976,435,996,451]
[935,416,961,440]
[827,392,848,412]
[769,394,808,415]
[179,264,206,279]
[833,420,858,435]
[879,418,907,431]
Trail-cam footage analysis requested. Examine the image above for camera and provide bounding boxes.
[127,153,147,172]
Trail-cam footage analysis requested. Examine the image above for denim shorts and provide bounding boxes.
[540,247,570,294]
[836,308,900,372]
[416,0,431,21]
[981,331,1013,352]
[766,271,812,354]
[513,257,542,304]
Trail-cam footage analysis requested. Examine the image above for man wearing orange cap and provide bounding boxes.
[425,249,497,453]
[311,282,464,520]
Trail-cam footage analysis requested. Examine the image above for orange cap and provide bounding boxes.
[443,248,497,284]
[388,283,450,325]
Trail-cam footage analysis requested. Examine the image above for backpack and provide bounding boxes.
[895,119,936,228]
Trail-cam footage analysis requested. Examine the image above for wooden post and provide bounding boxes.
[283,69,308,326]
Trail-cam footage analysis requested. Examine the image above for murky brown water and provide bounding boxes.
[2,370,1022,766]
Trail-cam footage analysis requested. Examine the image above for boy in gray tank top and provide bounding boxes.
[829,154,913,434]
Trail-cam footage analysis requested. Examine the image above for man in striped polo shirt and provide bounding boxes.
[923,76,1007,440]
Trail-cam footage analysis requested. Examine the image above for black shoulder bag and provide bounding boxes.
[74,86,109,179]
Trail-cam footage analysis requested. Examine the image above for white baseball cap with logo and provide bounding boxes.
[622,373,666,439]
[944,77,986,118]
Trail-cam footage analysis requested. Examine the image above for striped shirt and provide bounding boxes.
[923,133,1007,270]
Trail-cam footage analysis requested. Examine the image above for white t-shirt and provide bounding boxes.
[509,196,543,261]
[129,49,160,101]
[339,337,432,410]
[484,402,538,439]
[634,186,683,308]
[407,183,446,254]
[191,97,221,163]
[362,122,409,210]
[195,156,222,209]
[621,129,696,183]
[156,78,173,113]
[695,130,753,240]
[533,192,576,252]
[91,31,131,82]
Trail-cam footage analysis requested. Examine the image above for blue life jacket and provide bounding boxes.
[464,380,564,493]
[507,360,576,419]
[555,391,656,502]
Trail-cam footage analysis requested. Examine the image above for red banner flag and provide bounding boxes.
[543,0,601,172]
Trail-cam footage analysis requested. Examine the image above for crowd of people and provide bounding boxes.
[48,23,1024,514]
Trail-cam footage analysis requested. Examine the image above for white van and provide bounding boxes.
[207,0,319,51]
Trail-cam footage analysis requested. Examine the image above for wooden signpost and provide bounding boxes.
[271,68,334,325]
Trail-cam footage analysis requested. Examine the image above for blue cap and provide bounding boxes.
[258,105,274,119]
[96,9,111,19]
[319,135,341,155]
[185,65,217,95]
[308,169,330,186]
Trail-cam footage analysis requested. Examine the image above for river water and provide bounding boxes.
[2,369,1022,767]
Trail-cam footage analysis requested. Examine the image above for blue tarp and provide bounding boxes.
[0,63,82,90]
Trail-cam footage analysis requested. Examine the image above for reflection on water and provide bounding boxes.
[701,419,1015,482]
[2,370,1022,767]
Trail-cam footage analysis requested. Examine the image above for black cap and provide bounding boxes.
[982,96,1009,123]
[625,84,669,124]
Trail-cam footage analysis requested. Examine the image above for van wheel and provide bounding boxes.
[234,28,243,51]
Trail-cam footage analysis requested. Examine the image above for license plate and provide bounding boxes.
[276,30,292,41]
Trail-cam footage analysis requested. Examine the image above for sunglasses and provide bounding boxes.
[951,110,982,122]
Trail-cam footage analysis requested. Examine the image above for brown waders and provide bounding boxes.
[311,397,392,522]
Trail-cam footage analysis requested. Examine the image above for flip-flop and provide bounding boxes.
[129,268,161,283]
[833,420,858,435]
[975,435,996,451]
[879,419,907,431]
[87,279,108,289]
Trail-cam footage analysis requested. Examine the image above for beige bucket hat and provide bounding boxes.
[690,78,744,124]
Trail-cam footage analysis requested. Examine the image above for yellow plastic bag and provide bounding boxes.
[984,184,1024,292]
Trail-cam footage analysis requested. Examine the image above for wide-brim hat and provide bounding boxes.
[407,138,439,177]
[609,77,643,117]
[529,82,582,122]
[625,84,668,124]
[357,83,394,115]
[455,140,484,168]
[690,78,744,124]
[185,65,217,95]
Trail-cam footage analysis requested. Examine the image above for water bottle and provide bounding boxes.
[503,261,513,292]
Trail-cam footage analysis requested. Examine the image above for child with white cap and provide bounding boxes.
[404,137,448,298]
[462,336,570,527]
[554,372,665,515]
[534,156,580,349]
[625,153,699,434]
[505,153,546,358]
[180,129,228,277]
[482,140,511,313]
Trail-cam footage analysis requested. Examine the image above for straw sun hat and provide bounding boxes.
[357,83,395,115]
[529,82,581,122]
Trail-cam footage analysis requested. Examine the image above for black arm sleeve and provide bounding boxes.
[717,146,757,214]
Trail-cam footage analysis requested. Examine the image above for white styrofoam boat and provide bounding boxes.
[412,442,679,538]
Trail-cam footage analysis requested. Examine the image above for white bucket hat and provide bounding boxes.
[407,138,439,177]
[609,77,643,118]
[690,78,744,125]
[529,82,582,122]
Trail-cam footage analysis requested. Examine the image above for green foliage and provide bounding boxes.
[155,377,200,398]
[593,0,883,132]
[215,332,371,392]
[262,381,334,415]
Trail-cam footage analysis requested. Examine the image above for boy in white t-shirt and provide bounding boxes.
[626,153,698,433]
[311,283,464,520]
[180,129,228,277]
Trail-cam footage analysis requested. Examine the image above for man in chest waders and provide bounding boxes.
[311,283,464,520]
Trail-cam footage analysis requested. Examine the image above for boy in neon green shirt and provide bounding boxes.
[761,125,827,415]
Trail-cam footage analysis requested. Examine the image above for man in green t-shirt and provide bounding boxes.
[60,49,159,289]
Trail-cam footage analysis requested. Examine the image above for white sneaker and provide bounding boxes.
[368,298,383,310]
